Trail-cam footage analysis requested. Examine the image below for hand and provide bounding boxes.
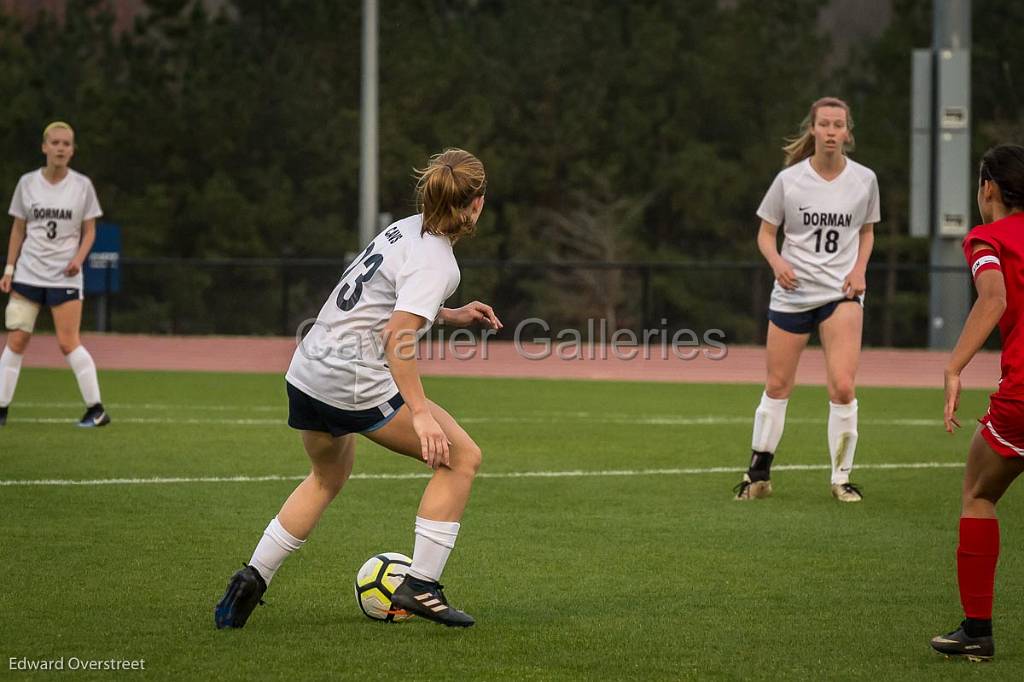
[943,370,962,433]
[412,409,451,469]
[0,274,10,293]
[63,258,83,277]
[843,268,867,298]
[443,301,503,329]
[771,258,799,290]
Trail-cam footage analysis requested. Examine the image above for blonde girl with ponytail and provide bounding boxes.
[733,98,880,504]
[216,149,501,630]
[1,121,109,428]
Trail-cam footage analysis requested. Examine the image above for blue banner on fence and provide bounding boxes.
[84,223,121,295]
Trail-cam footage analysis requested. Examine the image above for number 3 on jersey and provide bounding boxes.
[813,229,839,254]
[336,242,384,312]
[46,220,57,240]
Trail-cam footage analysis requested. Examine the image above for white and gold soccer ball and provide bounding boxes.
[354,552,413,622]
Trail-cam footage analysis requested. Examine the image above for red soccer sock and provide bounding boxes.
[957,517,1000,620]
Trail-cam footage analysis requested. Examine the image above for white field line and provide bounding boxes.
[14,401,280,412]
[10,416,283,425]
[0,461,963,487]
[6,413,945,427]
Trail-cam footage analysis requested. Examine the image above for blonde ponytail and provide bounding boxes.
[414,149,487,242]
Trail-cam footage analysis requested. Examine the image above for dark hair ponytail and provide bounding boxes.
[980,144,1024,211]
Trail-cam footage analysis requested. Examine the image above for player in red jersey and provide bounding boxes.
[931,144,1024,662]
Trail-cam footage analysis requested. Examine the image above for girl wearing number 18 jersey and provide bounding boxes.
[215,149,502,629]
[733,97,880,502]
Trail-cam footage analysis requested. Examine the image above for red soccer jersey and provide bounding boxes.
[963,213,1024,398]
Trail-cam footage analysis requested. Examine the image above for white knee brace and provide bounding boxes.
[5,296,40,333]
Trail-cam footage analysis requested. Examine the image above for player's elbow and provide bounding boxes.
[383,328,420,363]
[981,293,1007,317]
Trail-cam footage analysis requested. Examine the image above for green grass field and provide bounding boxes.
[1,368,1021,680]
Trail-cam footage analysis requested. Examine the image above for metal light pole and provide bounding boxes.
[911,0,972,349]
[358,0,379,247]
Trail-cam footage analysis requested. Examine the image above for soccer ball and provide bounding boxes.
[354,552,413,622]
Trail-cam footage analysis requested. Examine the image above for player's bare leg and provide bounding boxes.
[216,431,355,629]
[931,430,1024,660]
[819,302,863,501]
[4,329,31,354]
[0,330,31,427]
[735,322,809,500]
[0,294,35,426]
[279,431,356,538]
[366,401,481,521]
[365,401,481,626]
[52,299,108,427]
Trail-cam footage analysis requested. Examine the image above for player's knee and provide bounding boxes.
[829,382,856,405]
[312,466,349,497]
[765,379,793,399]
[7,333,30,354]
[59,340,80,356]
[961,494,997,518]
[962,482,1003,511]
[453,441,482,477]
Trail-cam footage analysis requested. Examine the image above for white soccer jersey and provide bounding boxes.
[7,168,103,290]
[286,214,461,411]
[757,158,880,312]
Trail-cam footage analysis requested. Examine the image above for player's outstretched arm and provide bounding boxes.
[438,301,503,329]
[383,310,451,469]
[943,253,1007,432]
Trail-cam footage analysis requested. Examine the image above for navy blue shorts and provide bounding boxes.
[768,298,861,335]
[11,282,82,306]
[286,381,404,437]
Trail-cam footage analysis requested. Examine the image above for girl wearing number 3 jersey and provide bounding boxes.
[1,122,108,428]
[733,97,880,503]
[216,149,501,629]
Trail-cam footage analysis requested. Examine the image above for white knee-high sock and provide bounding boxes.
[407,516,460,582]
[751,391,788,454]
[65,346,101,406]
[828,400,859,485]
[249,516,305,585]
[0,346,24,407]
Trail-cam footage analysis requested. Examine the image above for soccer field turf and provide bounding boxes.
[1,368,1021,680]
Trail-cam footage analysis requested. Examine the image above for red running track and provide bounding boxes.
[0,333,1002,390]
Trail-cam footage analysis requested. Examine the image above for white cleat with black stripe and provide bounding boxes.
[391,575,475,627]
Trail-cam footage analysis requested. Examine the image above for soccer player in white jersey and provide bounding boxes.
[0,122,109,428]
[216,149,501,629]
[733,97,880,503]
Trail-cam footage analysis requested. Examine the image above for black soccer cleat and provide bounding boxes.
[390,575,475,627]
[215,565,267,629]
[77,403,111,428]
[0,406,7,427]
[930,622,994,662]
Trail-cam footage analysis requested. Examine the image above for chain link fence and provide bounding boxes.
[16,257,969,348]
